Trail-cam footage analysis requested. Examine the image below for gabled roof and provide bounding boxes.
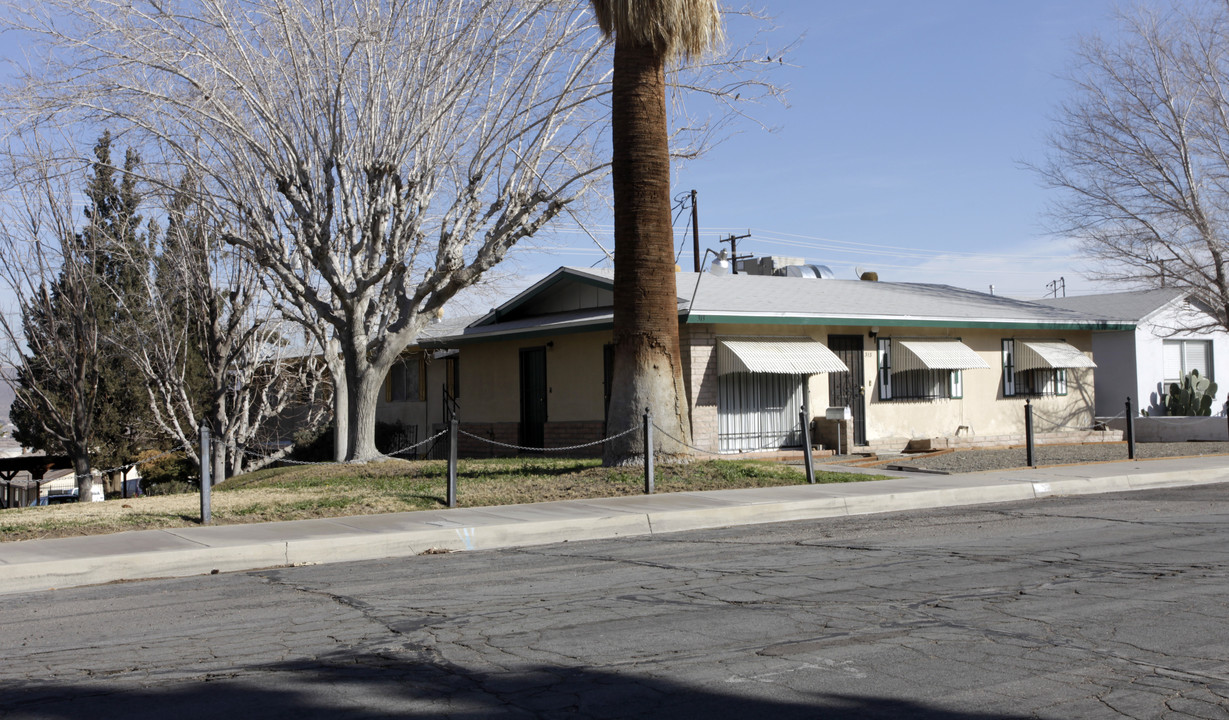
[1036,288,1185,323]
[421,267,1133,346]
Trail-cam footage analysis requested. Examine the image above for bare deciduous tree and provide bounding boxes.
[129,178,332,481]
[1038,1,1229,331]
[8,0,612,461]
[6,0,780,462]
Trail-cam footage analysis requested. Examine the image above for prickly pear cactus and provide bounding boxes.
[1162,369,1219,416]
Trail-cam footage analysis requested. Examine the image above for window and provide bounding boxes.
[1163,339,1212,383]
[446,356,460,399]
[878,338,963,401]
[717,372,805,452]
[383,355,424,402]
[1002,339,1068,397]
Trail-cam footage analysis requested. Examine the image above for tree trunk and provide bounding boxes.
[71,451,93,502]
[327,338,349,462]
[602,36,692,466]
[346,361,389,462]
[209,402,226,484]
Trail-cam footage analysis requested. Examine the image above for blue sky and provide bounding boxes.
[511,0,1154,302]
[0,1,1157,312]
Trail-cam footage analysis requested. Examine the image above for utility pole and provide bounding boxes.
[720,231,753,274]
[690,189,701,273]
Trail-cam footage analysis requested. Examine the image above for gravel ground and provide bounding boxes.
[884,441,1229,474]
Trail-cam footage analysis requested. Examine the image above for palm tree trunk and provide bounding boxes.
[603,35,691,466]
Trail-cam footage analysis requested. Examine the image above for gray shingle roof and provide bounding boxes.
[686,274,1114,328]
[1035,288,1184,322]
[424,267,1132,345]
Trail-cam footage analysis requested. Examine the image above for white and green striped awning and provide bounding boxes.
[894,339,990,371]
[1016,341,1097,370]
[718,337,849,375]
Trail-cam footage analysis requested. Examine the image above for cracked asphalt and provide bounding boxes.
[1,484,1227,719]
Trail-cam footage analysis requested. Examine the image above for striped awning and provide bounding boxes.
[894,339,990,371]
[718,338,849,375]
[1016,341,1097,370]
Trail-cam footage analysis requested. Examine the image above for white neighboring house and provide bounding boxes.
[1041,289,1229,418]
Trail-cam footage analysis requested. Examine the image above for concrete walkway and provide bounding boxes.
[2,455,1227,596]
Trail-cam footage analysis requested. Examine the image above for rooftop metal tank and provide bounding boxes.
[774,264,835,279]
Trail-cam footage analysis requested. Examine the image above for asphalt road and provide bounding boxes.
[2,485,1227,719]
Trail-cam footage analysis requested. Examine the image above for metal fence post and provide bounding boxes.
[447,417,459,508]
[1025,400,1036,468]
[643,407,654,495]
[1125,396,1136,460]
[199,423,212,525]
[800,407,816,484]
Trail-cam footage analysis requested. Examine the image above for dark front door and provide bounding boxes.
[827,335,867,445]
[519,347,548,449]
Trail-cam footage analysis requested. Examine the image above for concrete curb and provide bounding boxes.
[2,461,1227,596]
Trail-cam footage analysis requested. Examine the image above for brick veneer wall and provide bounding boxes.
[683,325,720,453]
[544,421,607,457]
[457,422,520,457]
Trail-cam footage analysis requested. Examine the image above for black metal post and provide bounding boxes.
[199,423,212,525]
[643,407,654,495]
[1125,396,1136,460]
[800,407,816,484]
[447,417,458,508]
[691,189,701,273]
[1025,400,1036,468]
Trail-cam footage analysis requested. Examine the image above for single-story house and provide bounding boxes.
[1039,288,1229,417]
[415,266,1131,456]
[373,317,466,457]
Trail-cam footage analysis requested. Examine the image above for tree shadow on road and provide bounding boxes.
[1,650,1035,719]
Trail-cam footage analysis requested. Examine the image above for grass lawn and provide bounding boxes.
[0,457,885,542]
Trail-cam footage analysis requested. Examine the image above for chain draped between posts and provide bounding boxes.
[457,425,640,453]
[232,428,450,467]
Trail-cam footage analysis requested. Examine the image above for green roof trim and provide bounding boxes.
[684,314,1136,331]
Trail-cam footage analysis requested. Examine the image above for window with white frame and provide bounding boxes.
[1163,339,1212,383]
[877,338,963,401]
[1002,339,1068,397]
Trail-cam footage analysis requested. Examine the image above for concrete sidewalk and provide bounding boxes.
[2,455,1227,596]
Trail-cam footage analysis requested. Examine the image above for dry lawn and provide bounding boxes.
[0,457,882,542]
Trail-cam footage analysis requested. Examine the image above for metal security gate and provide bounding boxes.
[717,372,805,452]
[827,335,867,445]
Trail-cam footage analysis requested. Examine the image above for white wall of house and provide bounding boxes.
[1132,302,1229,417]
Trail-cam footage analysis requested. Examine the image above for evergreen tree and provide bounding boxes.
[82,133,153,474]
[10,132,153,496]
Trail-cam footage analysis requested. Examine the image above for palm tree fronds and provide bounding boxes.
[590,0,724,61]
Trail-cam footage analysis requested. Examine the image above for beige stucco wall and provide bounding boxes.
[452,330,612,424]
[685,323,1096,451]
[441,322,1096,453]
[547,332,610,422]
[861,327,1095,443]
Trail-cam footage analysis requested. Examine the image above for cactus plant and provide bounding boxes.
[1162,369,1219,416]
